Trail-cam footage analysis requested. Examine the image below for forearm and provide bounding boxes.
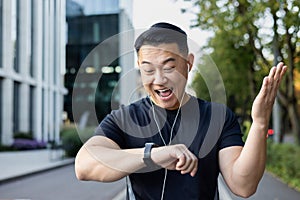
[233,122,267,191]
[221,63,287,197]
[75,137,145,182]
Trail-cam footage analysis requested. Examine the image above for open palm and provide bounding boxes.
[251,62,287,126]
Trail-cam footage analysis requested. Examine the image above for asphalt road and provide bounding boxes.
[0,164,126,200]
[1,164,299,200]
[220,172,300,200]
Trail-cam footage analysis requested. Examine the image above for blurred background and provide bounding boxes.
[0,0,299,199]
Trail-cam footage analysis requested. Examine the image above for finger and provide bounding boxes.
[273,62,284,82]
[177,154,192,171]
[177,152,197,172]
[180,157,197,175]
[258,76,269,98]
[281,65,288,74]
[278,64,288,81]
[176,154,186,168]
[268,66,277,83]
[269,63,287,94]
[190,161,198,177]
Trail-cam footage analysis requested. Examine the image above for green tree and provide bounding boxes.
[188,0,300,143]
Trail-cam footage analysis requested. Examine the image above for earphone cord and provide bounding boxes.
[150,92,186,200]
[150,92,185,146]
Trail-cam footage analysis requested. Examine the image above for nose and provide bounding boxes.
[153,71,167,85]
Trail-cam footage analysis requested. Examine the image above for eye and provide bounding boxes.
[163,66,175,72]
[142,67,155,74]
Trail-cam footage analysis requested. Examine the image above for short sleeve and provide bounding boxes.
[95,110,126,149]
[218,107,244,150]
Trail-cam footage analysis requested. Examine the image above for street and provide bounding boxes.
[1,163,300,200]
[0,164,126,200]
[220,173,300,200]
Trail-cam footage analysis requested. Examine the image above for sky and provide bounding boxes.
[72,0,212,49]
[132,0,214,86]
[71,0,213,83]
[132,0,212,49]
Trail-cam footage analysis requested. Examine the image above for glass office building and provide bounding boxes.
[0,0,67,145]
[65,0,136,127]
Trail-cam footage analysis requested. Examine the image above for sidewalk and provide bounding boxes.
[0,149,74,183]
[1,149,299,199]
[220,171,300,200]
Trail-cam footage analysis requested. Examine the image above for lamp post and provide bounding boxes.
[271,0,282,143]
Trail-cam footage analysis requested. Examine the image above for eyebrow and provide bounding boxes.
[141,57,176,65]
[162,57,176,65]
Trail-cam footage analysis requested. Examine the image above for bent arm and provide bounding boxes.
[75,135,145,182]
[75,136,198,182]
[219,124,267,198]
[219,62,287,197]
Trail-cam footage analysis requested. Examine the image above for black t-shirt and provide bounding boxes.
[95,96,244,200]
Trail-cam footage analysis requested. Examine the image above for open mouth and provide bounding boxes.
[155,88,173,98]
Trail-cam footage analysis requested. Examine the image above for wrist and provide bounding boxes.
[251,121,268,130]
[250,121,269,138]
[143,143,160,169]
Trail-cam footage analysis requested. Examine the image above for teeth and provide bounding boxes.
[158,89,170,92]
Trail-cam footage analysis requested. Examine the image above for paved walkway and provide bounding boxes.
[1,149,299,200]
[0,149,74,182]
[220,173,300,200]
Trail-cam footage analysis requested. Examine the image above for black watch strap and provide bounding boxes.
[143,143,159,169]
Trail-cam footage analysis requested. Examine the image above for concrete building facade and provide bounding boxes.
[0,0,67,145]
[65,0,139,127]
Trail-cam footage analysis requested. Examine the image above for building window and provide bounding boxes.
[53,92,56,135]
[42,0,49,81]
[12,0,19,73]
[29,85,34,133]
[30,0,33,77]
[0,78,2,143]
[0,0,2,68]
[27,0,32,77]
[41,88,45,141]
[13,81,20,133]
[53,1,58,85]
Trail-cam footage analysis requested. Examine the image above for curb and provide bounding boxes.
[0,159,74,184]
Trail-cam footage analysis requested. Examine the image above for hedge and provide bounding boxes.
[266,141,300,191]
[60,125,95,157]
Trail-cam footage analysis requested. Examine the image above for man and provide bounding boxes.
[75,22,287,199]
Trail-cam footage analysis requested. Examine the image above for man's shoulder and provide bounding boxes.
[191,96,223,110]
[117,97,149,111]
[109,97,150,118]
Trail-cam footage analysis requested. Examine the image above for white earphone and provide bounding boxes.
[187,62,191,72]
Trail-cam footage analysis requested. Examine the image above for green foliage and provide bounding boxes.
[186,0,300,187]
[188,0,300,138]
[60,125,95,157]
[60,127,82,157]
[241,120,251,142]
[14,132,33,140]
[267,141,300,191]
[0,145,17,151]
[191,55,215,102]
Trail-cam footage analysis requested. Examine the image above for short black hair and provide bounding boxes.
[134,22,189,55]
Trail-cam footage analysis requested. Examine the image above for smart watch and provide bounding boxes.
[143,142,159,167]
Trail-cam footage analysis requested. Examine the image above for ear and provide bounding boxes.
[187,53,194,71]
[137,60,141,68]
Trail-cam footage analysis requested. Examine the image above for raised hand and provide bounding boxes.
[251,62,287,126]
